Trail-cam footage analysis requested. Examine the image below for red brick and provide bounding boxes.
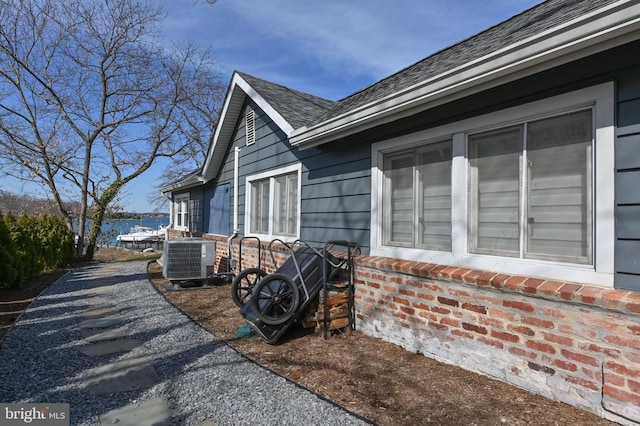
[399,306,415,315]
[405,278,423,288]
[577,342,621,359]
[539,307,566,319]
[558,283,582,301]
[416,292,435,301]
[451,268,472,281]
[393,296,410,306]
[448,288,470,298]
[559,349,599,367]
[504,276,526,292]
[527,362,555,376]
[480,317,504,329]
[629,379,640,394]
[508,325,535,336]
[462,322,487,335]
[582,367,603,381]
[604,385,640,404]
[601,290,629,310]
[399,289,416,297]
[604,335,640,350]
[431,306,450,315]
[522,316,555,329]
[509,347,537,359]
[441,317,461,328]
[390,276,403,284]
[438,266,459,280]
[428,265,448,279]
[429,321,448,331]
[437,296,459,307]
[576,285,604,305]
[537,280,565,296]
[526,340,557,354]
[452,329,475,340]
[522,278,544,294]
[490,274,510,290]
[625,292,640,314]
[462,270,483,285]
[543,332,573,347]
[606,360,640,378]
[412,302,431,311]
[605,373,626,388]
[566,375,599,392]
[478,336,504,349]
[392,311,407,320]
[491,330,520,343]
[503,300,535,313]
[462,302,487,315]
[553,359,578,372]
[476,271,497,287]
[490,308,517,321]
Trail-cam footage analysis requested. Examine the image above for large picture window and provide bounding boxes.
[468,110,592,263]
[246,164,300,239]
[371,83,614,286]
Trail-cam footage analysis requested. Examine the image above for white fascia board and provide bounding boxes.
[200,73,295,182]
[290,0,640,148]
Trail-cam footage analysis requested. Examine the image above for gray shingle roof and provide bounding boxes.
[236,72,335,129]
[310,0,620,126]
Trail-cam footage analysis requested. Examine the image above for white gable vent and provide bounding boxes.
[246,110,255,146]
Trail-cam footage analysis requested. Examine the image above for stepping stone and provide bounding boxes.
[99,397,171,426]
[80,356,159,395]
[77,285,114,296]
[78,316,126,329]
[83,307,119,319]
[77,338,143,356]
[81,326,130,342]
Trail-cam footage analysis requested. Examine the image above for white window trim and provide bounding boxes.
[371,82,614,287]
[244,163,302,242]
[173,193,190,231]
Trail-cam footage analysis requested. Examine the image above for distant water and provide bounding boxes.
[76,217,170,247]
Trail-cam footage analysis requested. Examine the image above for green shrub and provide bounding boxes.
[0,212,21,289]
[0,212,75,289]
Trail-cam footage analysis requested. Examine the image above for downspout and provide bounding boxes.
[227,146,241,271]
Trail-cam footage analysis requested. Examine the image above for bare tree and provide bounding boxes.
[0,0,223,258]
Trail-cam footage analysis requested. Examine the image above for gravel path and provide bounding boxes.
[0,261,370,426]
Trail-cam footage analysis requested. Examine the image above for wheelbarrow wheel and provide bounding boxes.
[251,273,300,325]
[231,268,267,308]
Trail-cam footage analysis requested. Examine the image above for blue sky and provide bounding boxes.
[4,0,543,213]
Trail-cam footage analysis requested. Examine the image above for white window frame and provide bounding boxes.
[371,82,614,287]
[245,163,302,242]
[173,193,189,231]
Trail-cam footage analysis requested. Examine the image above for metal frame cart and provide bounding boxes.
[239,239,358,344]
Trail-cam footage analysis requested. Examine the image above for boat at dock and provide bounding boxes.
[116,224,167,244]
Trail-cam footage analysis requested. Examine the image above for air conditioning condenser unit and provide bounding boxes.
[162,238,217,282]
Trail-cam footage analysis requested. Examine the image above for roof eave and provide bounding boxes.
[290,0,640,149]
[200,72,295,183]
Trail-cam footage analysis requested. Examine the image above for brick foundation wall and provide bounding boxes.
[169,232,640,424]
[354,256,640,425]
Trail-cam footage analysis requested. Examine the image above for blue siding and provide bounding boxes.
[204,41,640,289]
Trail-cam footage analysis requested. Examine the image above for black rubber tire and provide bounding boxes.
[231,268,267,308]
[251,273,300,325]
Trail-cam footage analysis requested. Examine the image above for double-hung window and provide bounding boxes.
[371,83,614,286]
[174,194,189,230]
[246,164,301,240]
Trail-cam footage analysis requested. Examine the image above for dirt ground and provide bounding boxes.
[0,253,618,425]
